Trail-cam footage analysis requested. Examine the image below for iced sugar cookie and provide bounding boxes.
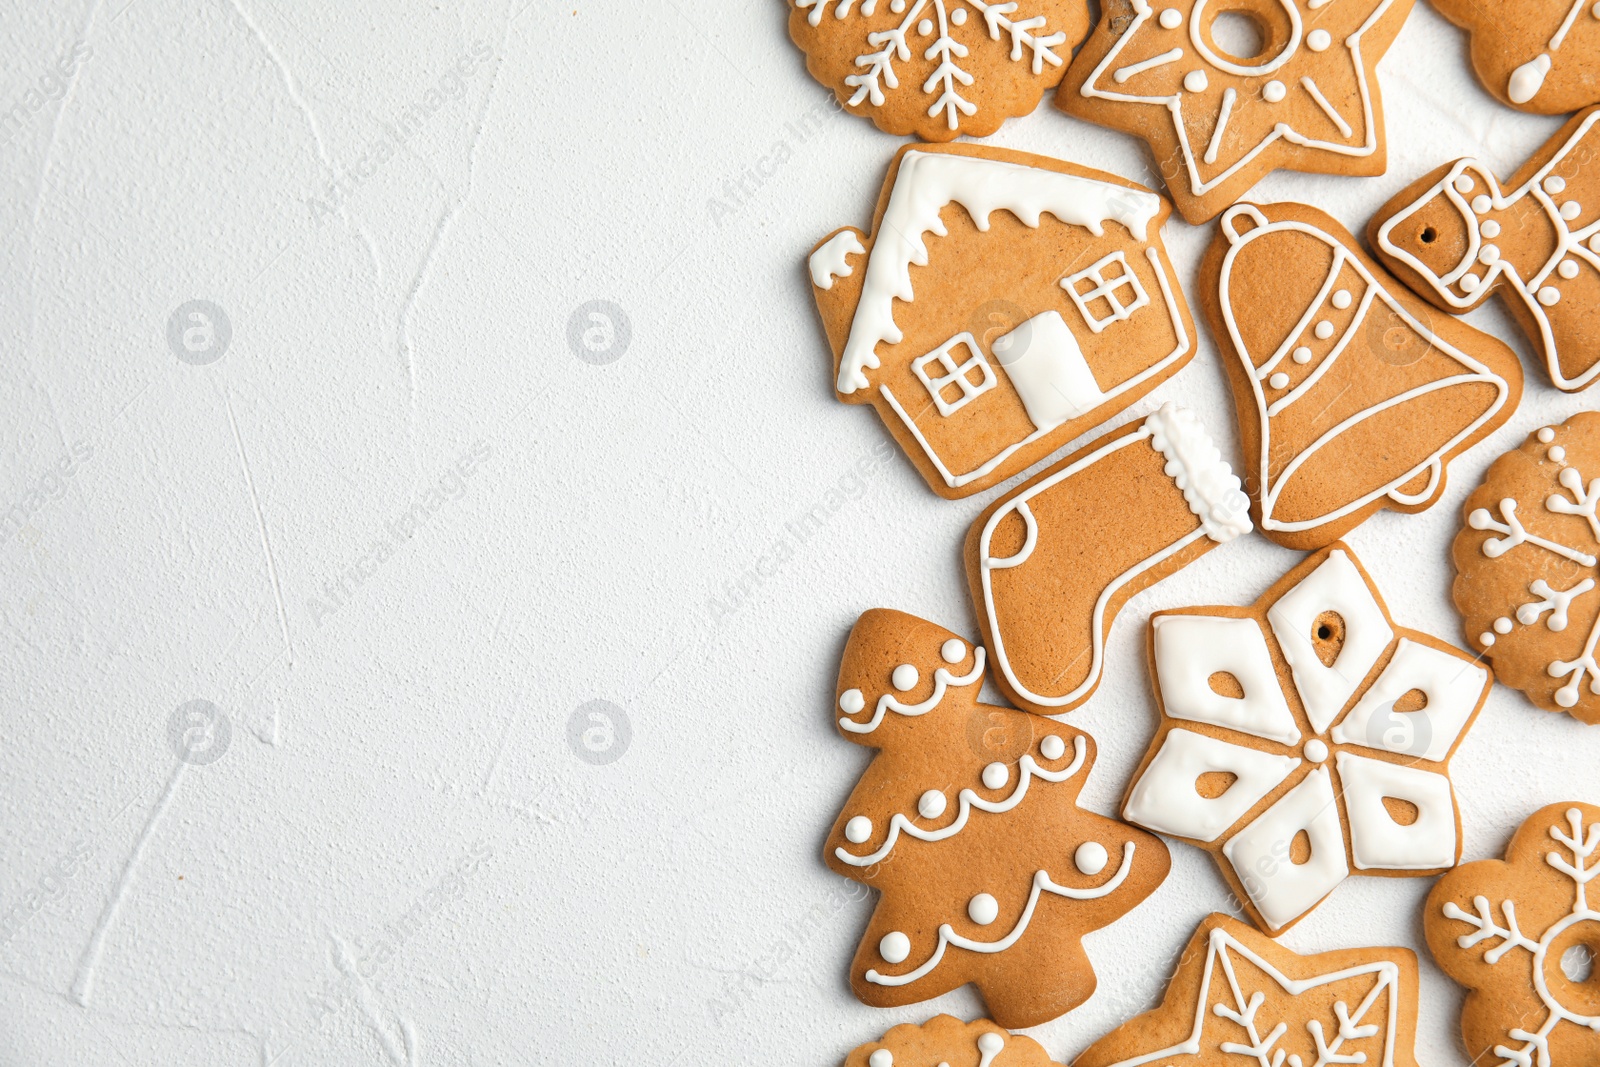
[827,609,1169,1028]
[842,1016,1058,1067]
[1056,0,1415,222]
[1200,201,1523,550]
[810,143,1196,499]
[1123,543,1491,935]
[1372,107,1600,392]
[788,0,1092,140]
[1430,0,1600,114]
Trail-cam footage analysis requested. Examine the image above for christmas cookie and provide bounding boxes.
[1075,913,1422,1067]
[811,143,1197,500]
[1429,0,1600,113]
[843,1016,1059,1067]
[1056,0,1414,223]
[1453,413,1600,723]
[1426,802,1600,1066]
[1122,543,1492,935]
[826,609,1169,1028]
[966,403,1250,715]
[1372,107,1600,393]
[788,0,1091,140]
[1200,201,1524,550]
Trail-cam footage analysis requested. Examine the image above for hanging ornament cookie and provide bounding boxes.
[810,143,1197,500]
[1075,913,1423,1067]
[1427,802,1600,1066]
[788,0,1092,140]
[843,1016,1060,1067]
[1200,201,1523,550]
[1453,413,1600,723]
[966,403,1250,715]
[1056,0,1414,223]
[826,609,1169,1028]
[1122,543,1492,935]
[1429,0,1600,113]
[1372,107,1600,393]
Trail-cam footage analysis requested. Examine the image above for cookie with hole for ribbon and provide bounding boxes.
[1121,542,1492,935]
[826,609,1169,1027]
[842,1016,1059,1067]
[1075,913,1423,1067]
[1429,0,1600,114]
[1372,107,1600,393]
[1200,201,1523,550]
[1056,0,1415,223]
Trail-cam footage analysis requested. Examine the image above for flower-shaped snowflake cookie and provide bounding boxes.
[788,0,1092,140]
[1427,802,1600,1067]
[1058,0,1415,222]
[843,1015,1059,1067]
[1123,542,1492,934]
[1455,413,1600,723]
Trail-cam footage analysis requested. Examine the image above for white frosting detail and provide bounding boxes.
[1266,549,1394,733]
[869,1051,893,1067]
[846,815,874,843]
[1335,752,1457,870]
[810,229,866,290]
[840,688,865,714]
[992,310,1109,429]
[918,789,947,818]
[976,1032,1004,1067]
[834,735,1087,866]
[1329,638,1489,761]
[1152,614,1301,743]
[879,931,911,964]
[1075,841,1109,875]
[1039,734,1065,760]
[968,892,999,925]
[1303,738,1328,763]
[941,639,966,663]
[1145,402,1253,542]
[1124,728,1301,843]
[1509,53,1552,103]
[982,762,1009,789]
[838,648,987,734]
[892,663,920,691]
[836,150,1162,393]
[1223,767,1350,931]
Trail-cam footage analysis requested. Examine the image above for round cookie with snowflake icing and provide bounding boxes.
[1454,413,1600,723]
[843,1015,1059,1067]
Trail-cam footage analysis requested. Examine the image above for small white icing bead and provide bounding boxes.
[1561,260,1581,279]
[1471,195,1492,213]
[1269,372,1290,389]
[1563,201,1583,220]
[1293,346,1312,364]
[1550,446,1567,463]
[1539,427,1556,442]
[1547,175,1568,194]
[1184,69,1209,93]
[1479,243,1501,264]
[967,893,999,925]
[1304,739,1329,763]
[869,1051,893,1067]
[891,664,919,691]
[1480,631,1495,647]
[918,789,947,819]
[1481,220,1501,238]
[1540,286,1562,306]
[940,639,965,664]
[1075,841,1109,875]
[1460,273,1481,292]
[1263,79,1286,102]
[845,816,873,843]
[982,762,1009,789]
[1040,734,1065,760]
[978,1034,1005,1056]
[1314,320,1335,340]
[1455,176,1475,194]
[917,17,933,33]
[950,7,967,24]
[1331,289,1352,310]
[840,689,865,714]
[1159,7,1183,28]
[1495,616,1514,634]
[1307,28,1331,50]
[879,931,910,964]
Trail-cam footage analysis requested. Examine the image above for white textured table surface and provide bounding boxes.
[0,2,1593,1064]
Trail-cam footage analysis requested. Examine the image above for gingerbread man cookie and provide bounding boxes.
[1057,0,1415,222]
[1453,413,1600,723]
[1122,543,1492,934]
[826,609,1169,1028]
[788,0,1092,140]
[1200,201,1524,550]
[1075,913,1422,1067]
[1427,802,1600,1066]
[1372,107,1600,393]
[810,143,1196,500]
[843,1016,1058,1067]
[1430,0,1600,113]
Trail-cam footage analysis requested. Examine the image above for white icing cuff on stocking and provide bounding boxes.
[1144,403,1252,543]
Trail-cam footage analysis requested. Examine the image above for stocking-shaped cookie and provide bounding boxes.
[1201,201,1523,550]
[966,402,1250,715]
[1372,107,1600,392]
[826,609,1169,1028]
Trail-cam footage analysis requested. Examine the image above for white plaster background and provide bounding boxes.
[0,1,1593,1064]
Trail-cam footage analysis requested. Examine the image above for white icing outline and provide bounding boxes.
[864,841,1136,985]
[1218,205,1512,534]
[1375,110,1600,391]
[838,648,987,734]
[911,333,997,416]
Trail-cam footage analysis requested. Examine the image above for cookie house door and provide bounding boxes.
[991,311,1108,432]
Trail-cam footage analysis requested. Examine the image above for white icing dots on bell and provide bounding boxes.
[1455,175,1475,194]
[1472,195,1493,214]
[1184,69,1209,93]
[1331,289,1352,310]
[1460,273,1481,293]
[1481,219,1501,238]
[869,1051,893,1067]
[1592,234,1600,254]
[1075,841,1109,875]
[1314,320,1334,340]
[982,762,1009,789]
[879,931,910,964]
[917,17,933,34]
[1304,738,1329,763]
[1480,631,1496,647]
[892,664,919,691]
[1307,28,1331,51]
[845,816,873,843]
[978,1033,1005,1058]
[840,689,865,714]
[940,639,966,664]
[1547,175,1568,194]
[1480,243,1501,265]
[1269,372,1290,389]
[1263,79,1286,103]
[1159,6,1183,28]
[1494,616,1514,635]
[1561,260,1581,279]
[1551,446,1568,463]
[1540,427,1557,443]
[1293,346,1312,364]
[950,6,967,24]
[1040,734,1065,760]
[1563,201,1583,220]
[967,892,999,925]
[918,789,947,819]
[1540,286,1562,306]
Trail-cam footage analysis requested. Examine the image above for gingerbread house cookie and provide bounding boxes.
[1430,0,1600,114]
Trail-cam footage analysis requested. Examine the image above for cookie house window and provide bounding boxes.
[912,334,997,416]
[1062,251,1150,334]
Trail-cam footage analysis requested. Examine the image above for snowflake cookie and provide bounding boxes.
[788,0,1092,140]
[843,1016,1059,1067]
[1427,802,1600,1067]
[1075,913,1422,1067]
[1429,0,1600,114]
[827,609,1169,1028]
[1453,413,1600,723]
[1123,543,1492,935]
[1057,0,1415,223]
[1372,107,1600,393]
